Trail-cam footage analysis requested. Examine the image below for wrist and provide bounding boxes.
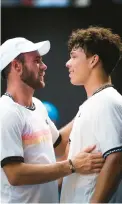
[58,159,76,175]
[68,159,76,173]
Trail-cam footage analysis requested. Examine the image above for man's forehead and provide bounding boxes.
[23,51,42,58]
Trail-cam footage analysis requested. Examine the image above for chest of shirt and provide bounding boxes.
[69,104,100,157]
[21,108,55,163]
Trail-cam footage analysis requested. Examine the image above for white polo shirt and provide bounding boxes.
[61,87,122,203]
[0,96,59,203]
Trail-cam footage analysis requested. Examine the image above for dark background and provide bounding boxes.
[1,0,122,128]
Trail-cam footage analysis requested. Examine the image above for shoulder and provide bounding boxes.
[100,88,122,111]
[93,88,122,121]
[32,96,43,106]
[92,87,122,110]
[32,97,48,115]
[32,97,46,109]
[0,95,24,124]
[80,87,122,120]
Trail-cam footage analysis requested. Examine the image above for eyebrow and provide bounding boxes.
[35,56,42,60]
[70,50,76,56]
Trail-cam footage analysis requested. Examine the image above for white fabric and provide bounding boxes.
[61,87,122,203]
[0,96,59,203]
[0,37,50,71]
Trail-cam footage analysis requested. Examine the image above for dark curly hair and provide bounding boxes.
[68,26,122,75]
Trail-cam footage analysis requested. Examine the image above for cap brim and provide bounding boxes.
[22,40,50,56]
[36,41,51,56]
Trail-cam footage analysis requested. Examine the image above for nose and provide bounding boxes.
[41,62,47,71]
[66,59,71,69]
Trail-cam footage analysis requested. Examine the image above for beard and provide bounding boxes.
[20,65,45,90]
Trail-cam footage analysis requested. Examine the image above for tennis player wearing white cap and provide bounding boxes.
[0,37,104,203]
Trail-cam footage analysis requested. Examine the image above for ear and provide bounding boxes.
[90,54,99,68]
[11,60,23,74]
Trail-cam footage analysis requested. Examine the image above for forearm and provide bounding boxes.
[3,160,71,186]
[90,153,122,203]
[4,147,105,186]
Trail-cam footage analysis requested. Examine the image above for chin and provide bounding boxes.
[70,79,82,86]
[33,81,45,89]
[40,81,45,88]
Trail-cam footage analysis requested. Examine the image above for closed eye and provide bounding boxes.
[72,56,77,59]
[34,59,43,65]
[70,53,77,59]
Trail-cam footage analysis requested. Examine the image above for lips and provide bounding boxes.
[69,69,74,73]
[39,72,45,77]
[69,71,74,77]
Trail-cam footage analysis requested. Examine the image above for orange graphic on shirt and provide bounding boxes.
[22,130,52,145]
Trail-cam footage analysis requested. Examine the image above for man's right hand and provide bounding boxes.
[71,145,105,174]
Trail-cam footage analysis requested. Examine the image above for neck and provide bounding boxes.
[6,80,34,107]
[84,74,111,98]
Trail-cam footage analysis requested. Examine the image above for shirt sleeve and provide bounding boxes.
[94,101,122,158]
[1,109,24,167]
[46,116,60,145]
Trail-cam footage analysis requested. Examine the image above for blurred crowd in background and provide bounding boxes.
[2,0,122,7]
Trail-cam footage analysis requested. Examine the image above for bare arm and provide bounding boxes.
[3,160,71,186]
[3,145,104,186]
[90,152,122,203]
[55,119,74,156]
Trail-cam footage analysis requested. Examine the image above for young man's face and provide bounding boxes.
[66,47,91,86]
[20,51,47,89]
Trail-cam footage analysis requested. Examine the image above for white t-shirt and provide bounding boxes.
[0,95,59,203]
[61,87,122,203]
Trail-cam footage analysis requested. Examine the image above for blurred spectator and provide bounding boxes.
[73,0,91,7]
[21,0,33,6]
[33,0,70,7]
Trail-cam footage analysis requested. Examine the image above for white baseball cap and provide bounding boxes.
[0,37,51,72]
